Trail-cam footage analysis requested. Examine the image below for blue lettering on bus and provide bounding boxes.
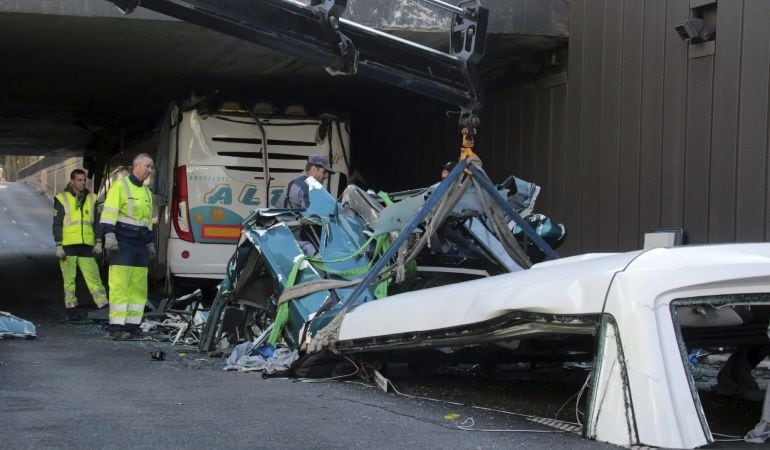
[240,185,261,206]
[270,189,284,207]
[204,184,233,205]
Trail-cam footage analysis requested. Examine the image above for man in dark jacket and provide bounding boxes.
[276,154,335,209]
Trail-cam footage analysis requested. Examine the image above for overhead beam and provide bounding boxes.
[107,0,487,113]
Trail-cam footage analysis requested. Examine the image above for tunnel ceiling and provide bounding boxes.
[0,4,566,157]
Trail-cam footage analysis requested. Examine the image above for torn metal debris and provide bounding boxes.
[142,289,209,346]
[0,311,36,339]
[201,160,562,354]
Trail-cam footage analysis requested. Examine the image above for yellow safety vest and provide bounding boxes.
[100,177,153,232]
[56,191,97,246]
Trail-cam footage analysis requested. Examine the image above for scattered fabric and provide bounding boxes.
[714,346,768,397]
[224,340,298,373]
[745,387,770,443]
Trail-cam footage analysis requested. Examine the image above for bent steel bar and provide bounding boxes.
[106,0,487,111]
[423,0,466,15]
[468,165,558,260]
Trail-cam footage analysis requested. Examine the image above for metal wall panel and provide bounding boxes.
[562,0,585,256]
[579,0,605,252]
[617,0,644,251]
[639,0,667,242]
[499,0,770,254]
[737,0,770,242]
[548,83,568,223]
[708,0,742,242]
[520,90,538,178]
[660,0,689,232]
[350,101,457,192]
[683,54,714,244]
[598,0,623,251]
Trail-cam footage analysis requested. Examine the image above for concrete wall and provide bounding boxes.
[2,155,40,182]
[17,156,95,199]
[0,0,168,19]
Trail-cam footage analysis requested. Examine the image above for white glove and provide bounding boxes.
[146,243,156,259]
[92,241,103,255]
[104,233,119,252]
[55,245,66,261]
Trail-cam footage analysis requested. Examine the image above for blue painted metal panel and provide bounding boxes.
[0,311,36,338]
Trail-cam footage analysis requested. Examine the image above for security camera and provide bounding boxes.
[675,18,716,44]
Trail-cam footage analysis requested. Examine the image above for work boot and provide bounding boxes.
[64,308,81,322]
[109,331,133,340]
[130,328,145,338]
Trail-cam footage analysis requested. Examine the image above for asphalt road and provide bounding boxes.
[0,181,758,449]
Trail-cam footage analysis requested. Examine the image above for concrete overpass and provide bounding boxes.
[0,0,567,163]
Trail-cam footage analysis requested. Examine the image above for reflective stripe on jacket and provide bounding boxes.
[55,191,97,246]
[100,177,153,241]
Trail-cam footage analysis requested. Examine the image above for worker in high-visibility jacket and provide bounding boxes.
[100,153,155,339]
[52,168,108,320]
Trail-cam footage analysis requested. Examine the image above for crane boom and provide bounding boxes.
[107,0,487,125]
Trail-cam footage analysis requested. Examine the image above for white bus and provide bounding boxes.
[100,101,351,291]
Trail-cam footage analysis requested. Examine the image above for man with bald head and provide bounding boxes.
[100,153,155,339]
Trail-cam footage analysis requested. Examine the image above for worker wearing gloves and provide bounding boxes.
[100,153,155,339]
[52,169,108,320]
